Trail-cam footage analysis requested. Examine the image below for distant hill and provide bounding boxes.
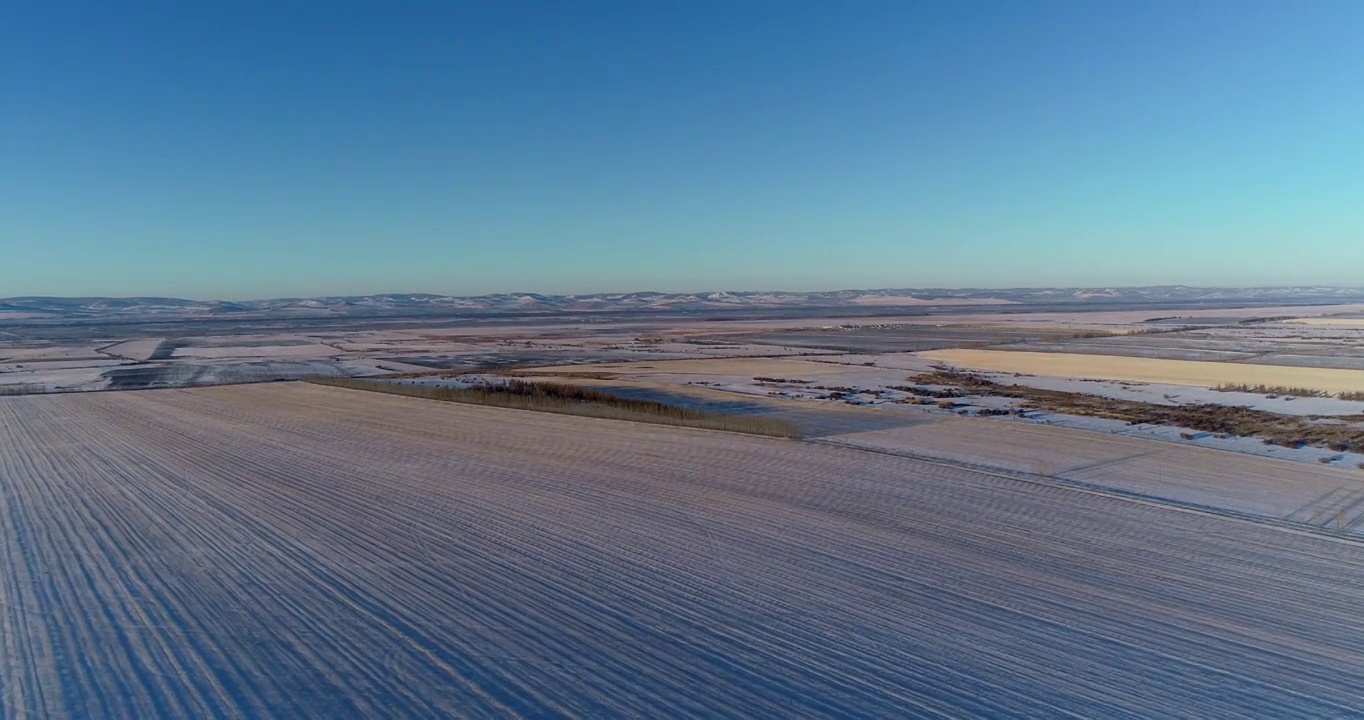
[2,286,1363,320]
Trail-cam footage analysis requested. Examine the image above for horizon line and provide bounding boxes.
[5,283,1364,305]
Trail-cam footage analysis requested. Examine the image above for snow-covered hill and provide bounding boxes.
[3,286,1362,320]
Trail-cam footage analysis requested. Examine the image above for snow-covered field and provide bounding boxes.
[0,365,113,392]
[936,371,1364,416]
[0,345,110,362]
[98,338,167,361]
[823,414,1364,520]
[881,302,1364,328]
[522,351,1364,470]
[3,383,1363,717]
[921,348,1364,394]
[5,304,1364,470]
[172,343,344,360]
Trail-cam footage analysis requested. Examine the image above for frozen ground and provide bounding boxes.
[920,348,1364,394]
[0,322,851,392]
[4,301,1361,393]
[0,345,110,362]
[951,371,1364,416]
[532,354,1364,470]
[821,414,1364,527]
[0,365,113,392]
[3,384,1364,718]
[1004,321,1364,369]
[98,338,169,361]
[6,304,1364,473]
[875,303,1364,328]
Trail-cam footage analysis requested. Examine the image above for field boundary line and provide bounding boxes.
[807,437,1364,547]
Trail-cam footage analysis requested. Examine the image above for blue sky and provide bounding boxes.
[2,1,1361,299]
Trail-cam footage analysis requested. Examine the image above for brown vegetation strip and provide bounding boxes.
[304,376,800,438]
[911,370,1364,452]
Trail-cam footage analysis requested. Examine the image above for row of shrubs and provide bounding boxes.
[1211,384,1364,401]
[304,377,801,438]
[889,384,963,399]
[1213,383,1329,398]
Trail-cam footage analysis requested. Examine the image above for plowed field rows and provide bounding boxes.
[2,383,1364,718]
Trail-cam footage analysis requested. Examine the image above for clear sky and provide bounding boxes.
[2,1,1361,299]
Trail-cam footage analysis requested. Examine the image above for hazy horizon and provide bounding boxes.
[4,1,1362,298]
[5,282,1364,305]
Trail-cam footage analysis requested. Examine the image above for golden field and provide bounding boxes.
[1286,317,1364,328]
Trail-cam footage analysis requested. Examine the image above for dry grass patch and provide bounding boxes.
[1286,318,1364,328]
